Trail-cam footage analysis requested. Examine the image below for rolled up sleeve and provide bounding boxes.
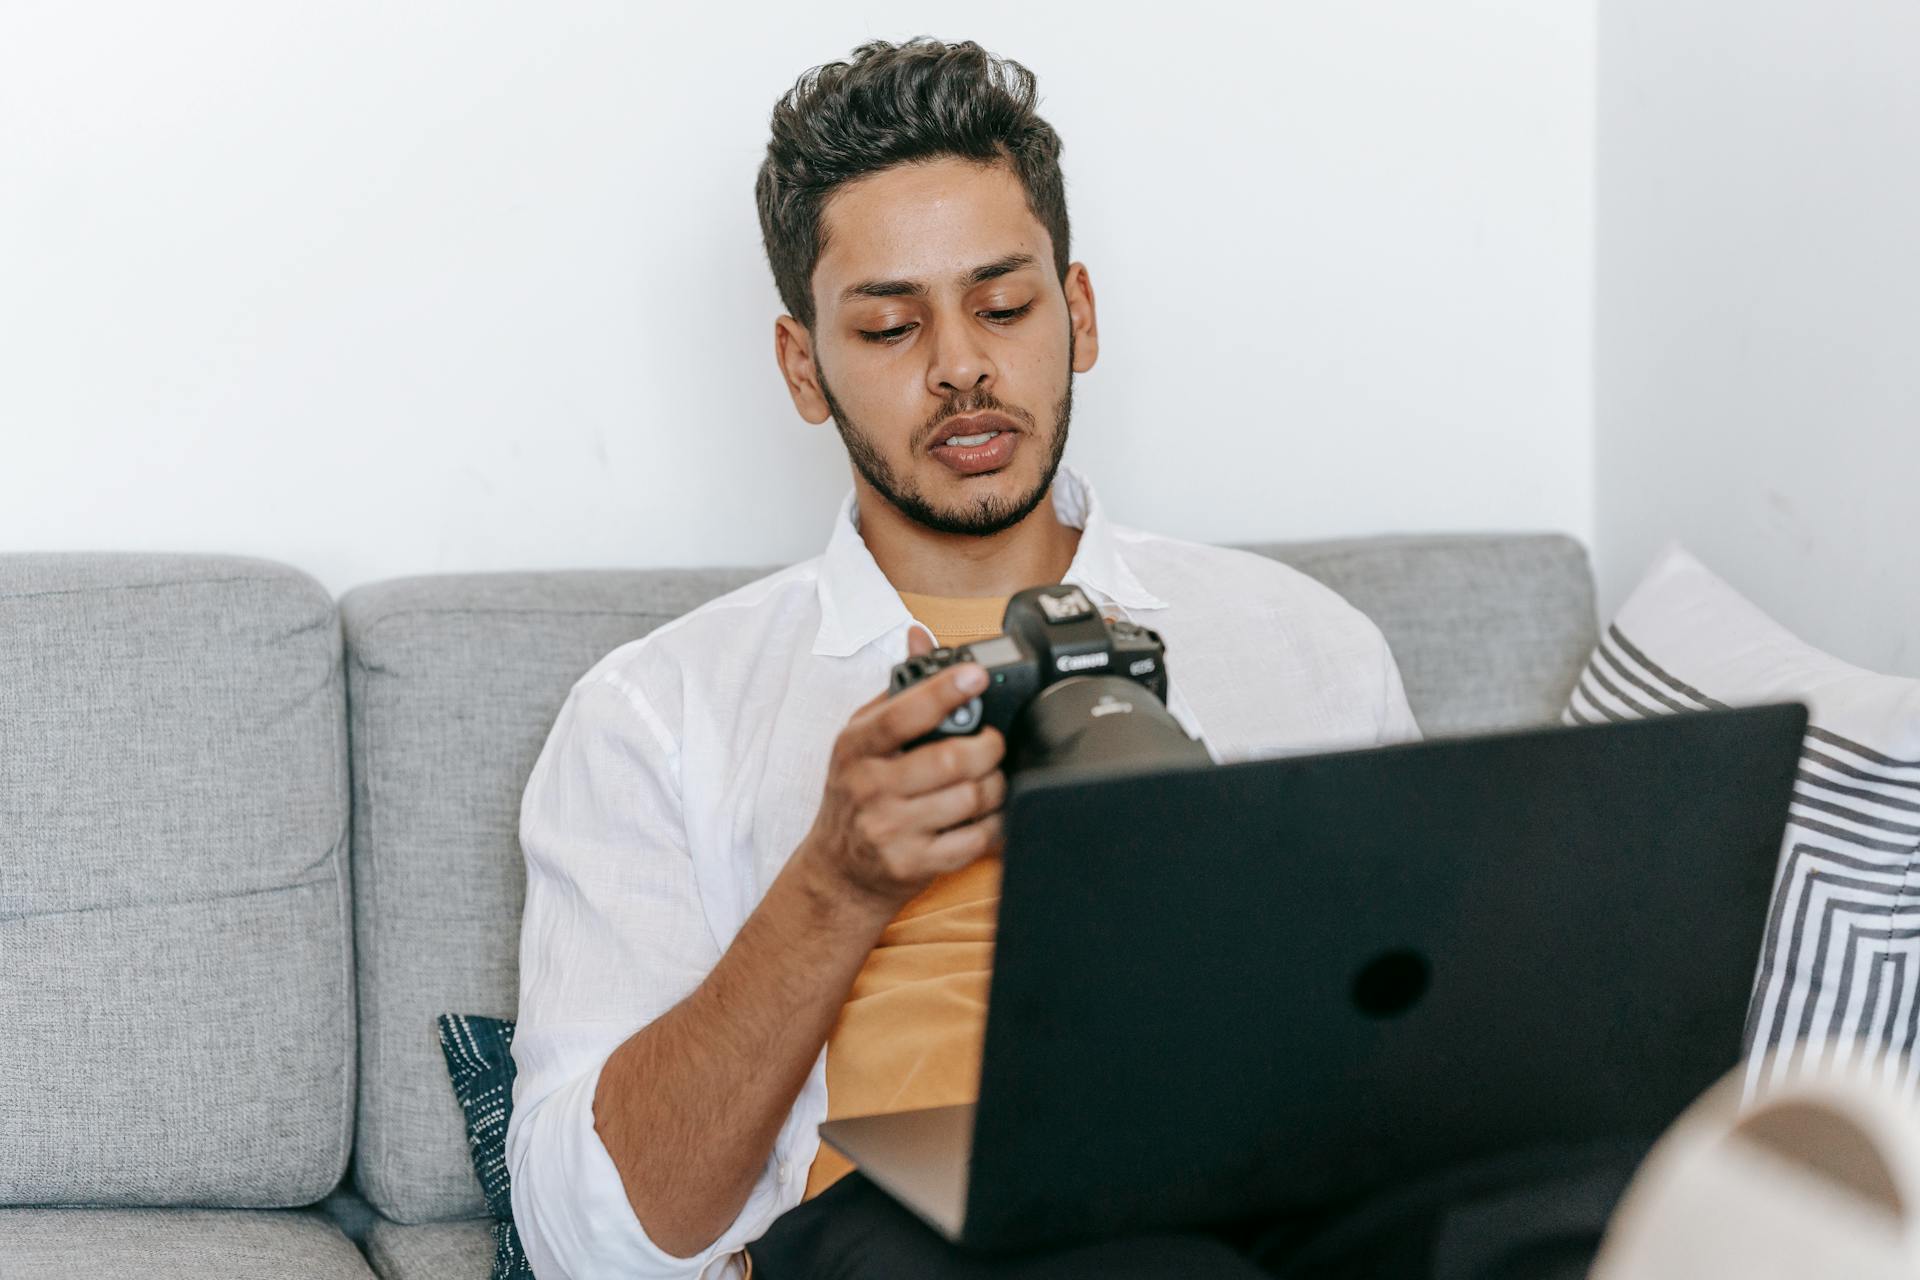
[507,671,784,1280]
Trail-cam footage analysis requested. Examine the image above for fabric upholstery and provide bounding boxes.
[1246,532,1598,736]
[0,1207,374,1279]
[0,553,353,1205]
[365,1218,498,1280]
[322,1181,381,1244]
[342,568,771,1221]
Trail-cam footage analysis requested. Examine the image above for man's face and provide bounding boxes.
[782,157,1098,537]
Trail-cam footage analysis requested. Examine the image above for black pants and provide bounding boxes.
[748,1172,1270,1279]
[747,1147,1640,1280]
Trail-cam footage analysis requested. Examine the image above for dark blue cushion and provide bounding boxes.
[436,1013,532,1280]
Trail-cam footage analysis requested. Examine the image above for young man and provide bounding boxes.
[507,38,1419,1280]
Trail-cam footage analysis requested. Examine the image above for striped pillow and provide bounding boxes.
[1565,544,1920,1097]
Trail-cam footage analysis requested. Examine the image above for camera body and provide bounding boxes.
[889,584,1208,774]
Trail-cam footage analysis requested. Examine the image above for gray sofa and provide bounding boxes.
[0,533,1596,1278]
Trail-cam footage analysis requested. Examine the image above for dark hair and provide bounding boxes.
[755,38,1070,329]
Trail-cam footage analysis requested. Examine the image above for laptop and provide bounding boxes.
[818,703,1808,1253]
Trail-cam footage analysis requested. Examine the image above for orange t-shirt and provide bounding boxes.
[804,591,1010,1197]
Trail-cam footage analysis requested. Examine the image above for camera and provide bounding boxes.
[888,584,1211,776]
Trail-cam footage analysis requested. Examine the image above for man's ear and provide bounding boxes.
[774,315,832,425]
[1063,262,1100,374]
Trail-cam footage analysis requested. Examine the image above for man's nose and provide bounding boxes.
[926,317,996,397]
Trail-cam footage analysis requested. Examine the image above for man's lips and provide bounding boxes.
[927,413,1021,475]
[926,412,1021,451]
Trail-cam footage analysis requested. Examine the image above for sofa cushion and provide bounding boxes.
[365,1218,497,1280]
[342,568,770,1221]
[0,553,353,1206]
[1247,532,1597,736]
[0,1207,374,1279]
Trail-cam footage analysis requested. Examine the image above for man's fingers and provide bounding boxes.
[847,685,893,720]
[885,729,1005,798]
[911,771,1006,833]
[849,662,988,756]
[923,812,1005,872]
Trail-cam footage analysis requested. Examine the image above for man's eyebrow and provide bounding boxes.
[962,252,1037,287]
[838,252,1039,304]
[841,277,925,302]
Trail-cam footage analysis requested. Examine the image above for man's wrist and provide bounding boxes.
[789,837,902,937]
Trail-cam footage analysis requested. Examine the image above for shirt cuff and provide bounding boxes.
[508,1058,752,1280]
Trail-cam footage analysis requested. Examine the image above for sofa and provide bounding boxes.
[0,532,1597,1278]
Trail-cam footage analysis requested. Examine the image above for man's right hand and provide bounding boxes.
[801,625,1009,910]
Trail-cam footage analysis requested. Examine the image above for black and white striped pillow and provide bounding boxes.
[1566,544,1920,1097]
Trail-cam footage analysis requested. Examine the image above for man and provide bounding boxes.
[507,38,1420,1280]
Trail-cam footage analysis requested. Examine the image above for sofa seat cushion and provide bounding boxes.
[0,1207,374,1279]
[365,1218,496,1280]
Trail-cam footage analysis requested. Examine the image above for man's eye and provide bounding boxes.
[858,323,916,345]
[981,302,1033,324]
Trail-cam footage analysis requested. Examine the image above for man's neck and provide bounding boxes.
[853,477,1082,598]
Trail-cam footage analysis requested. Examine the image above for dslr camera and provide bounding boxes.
[888,584,1210,776]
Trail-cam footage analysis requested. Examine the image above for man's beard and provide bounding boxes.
[817,349,1074,539]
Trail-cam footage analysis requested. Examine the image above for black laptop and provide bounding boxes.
[818,703,1807,1252]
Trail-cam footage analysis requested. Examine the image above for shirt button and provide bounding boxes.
[777,1160,792,1183]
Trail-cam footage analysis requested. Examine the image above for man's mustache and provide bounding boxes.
[919,393,1037,446]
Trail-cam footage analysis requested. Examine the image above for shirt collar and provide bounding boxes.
[811,463,1168,659]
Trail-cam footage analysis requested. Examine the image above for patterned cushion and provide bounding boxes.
[1564,545,1920,1094]
[435,1015,531,1280]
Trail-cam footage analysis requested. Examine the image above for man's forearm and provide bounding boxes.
[590,843,893,1258]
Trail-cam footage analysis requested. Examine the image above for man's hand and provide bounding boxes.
[801,625,1008,910]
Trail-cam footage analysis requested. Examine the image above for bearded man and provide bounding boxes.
[508,37,1420,1280]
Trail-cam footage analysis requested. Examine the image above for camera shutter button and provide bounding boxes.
[943,696,984,733]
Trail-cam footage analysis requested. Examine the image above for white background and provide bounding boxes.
[0,3,1593,596]
[5,4,1912,676]
[1595,0,1919,677]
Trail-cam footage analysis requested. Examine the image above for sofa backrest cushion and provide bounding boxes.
[341,534,1596,1221]
[0,553,353,1207]
[341,569,769,1222]
[1247,533,1597,736]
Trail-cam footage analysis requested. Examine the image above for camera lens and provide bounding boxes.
[1006,675,1211,777]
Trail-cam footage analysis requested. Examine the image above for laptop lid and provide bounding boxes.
[818,1103,975,1241]
[958,703,1807,1252]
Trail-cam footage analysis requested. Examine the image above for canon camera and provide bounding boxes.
[887,584,1210,776]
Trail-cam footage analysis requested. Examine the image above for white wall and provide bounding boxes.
[0,3,1594,598]
[1596,0,1920,675]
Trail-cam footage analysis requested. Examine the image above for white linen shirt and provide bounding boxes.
[507,465,1422,1280]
